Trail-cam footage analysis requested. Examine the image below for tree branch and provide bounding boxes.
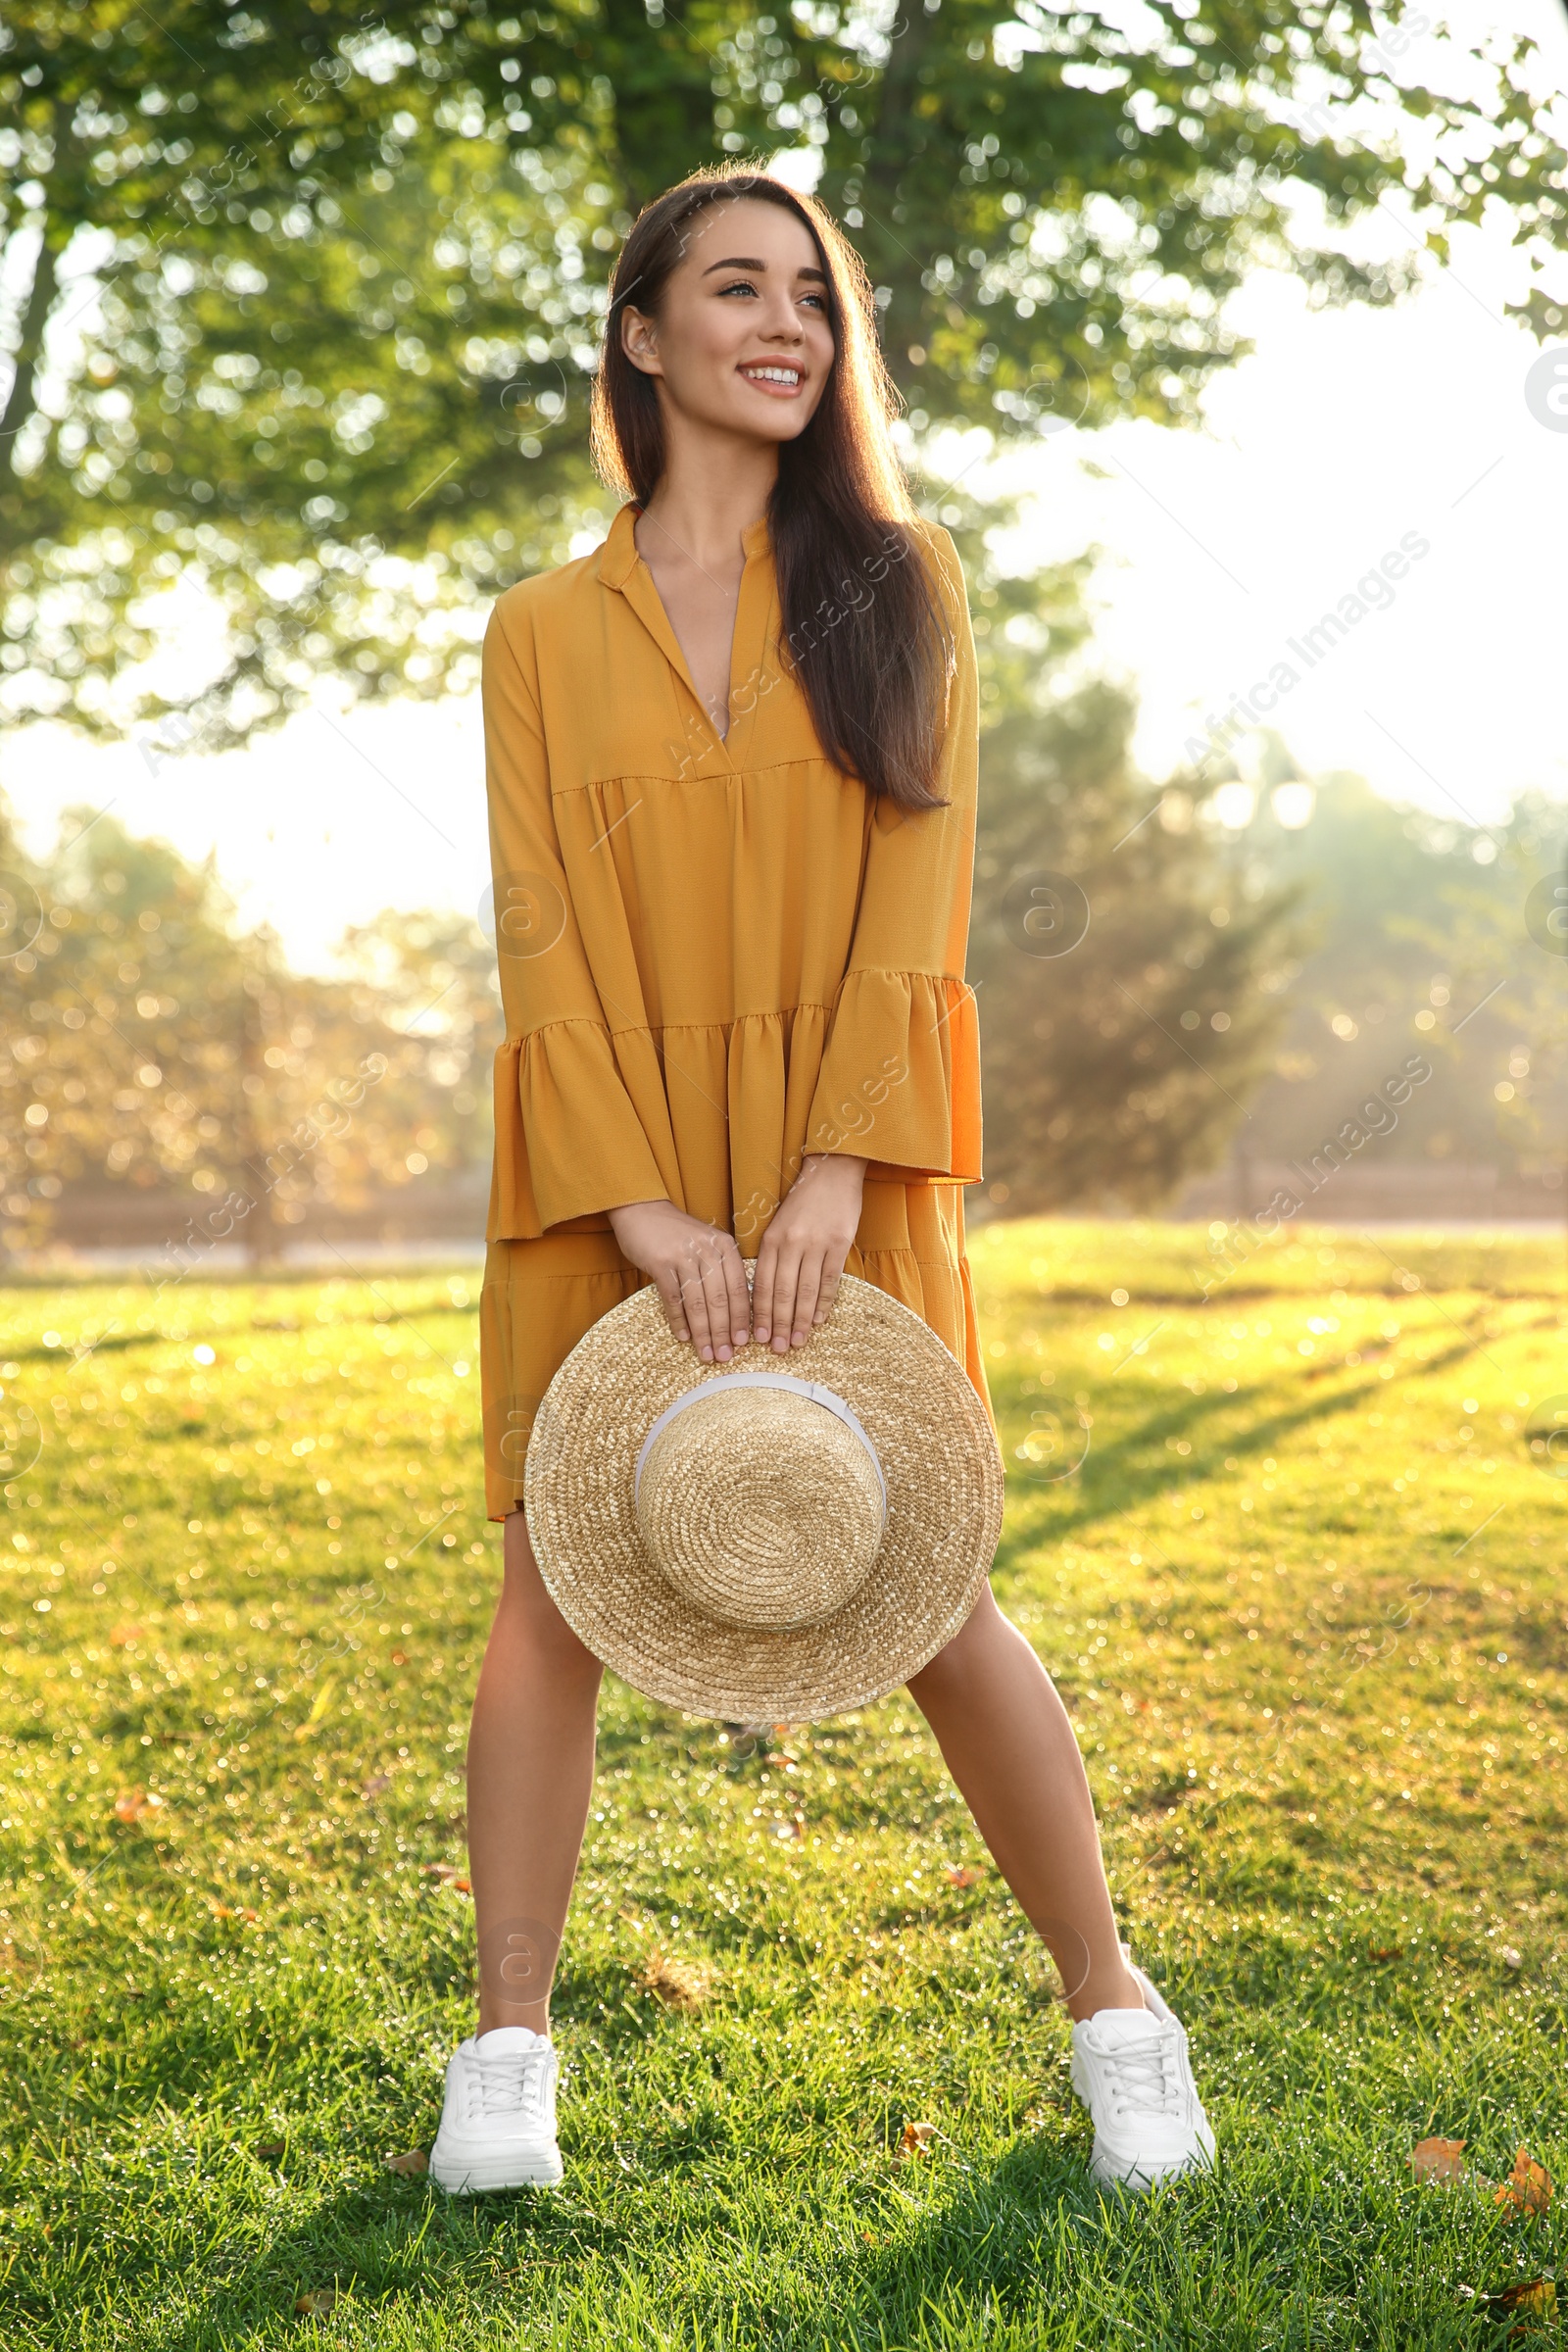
[858,4,938,357]
[1,95,65,489]
[0,217,61,462]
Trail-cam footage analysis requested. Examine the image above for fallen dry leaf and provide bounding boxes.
[1410,2136,1467,2182]
[109,1623,147,1647]
[640,1952,711,2011]
[113,1788,163,1824]
[383,2148,428,2176]
[1494,2145,1554,2219]
[1488,2277,1557,2333]
[210,1901,259,1923]
[946,1866,986,1889]
[295,2287,339,2316]
[1368,1944,1402,1963]
[256,2141,286,2158]
[421,1863,470,1893]
[898,2122,936,2161]
[363,1773,393,1798]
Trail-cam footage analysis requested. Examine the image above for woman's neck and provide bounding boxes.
[638,420,778,576]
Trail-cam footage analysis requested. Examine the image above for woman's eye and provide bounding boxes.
[718,278,760,298]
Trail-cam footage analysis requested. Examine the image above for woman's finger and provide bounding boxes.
[813,1253,844,1325]
[655,1263,692,1345]
[722,1245,753,1350]
[678,1252,721,1360]
[751,1227,780,1344]
[790,1250,824,1347]
[766,1244,804,1354]
[697,1248,739,1361]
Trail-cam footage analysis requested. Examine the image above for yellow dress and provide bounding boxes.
[479,500,991,1521]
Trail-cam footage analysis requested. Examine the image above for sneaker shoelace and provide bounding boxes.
[1100,2034,1181,2121]
[470,2045,550,2124]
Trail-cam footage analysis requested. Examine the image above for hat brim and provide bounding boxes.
[523,1275,1004,1722]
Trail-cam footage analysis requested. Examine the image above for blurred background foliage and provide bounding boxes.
[970,710,1568,1214]
[963,574,1568,1214]
[0,803,501,1258]
[1,0,1563,742]
[1238,773,1568,1188]
[969,680,1301,1211]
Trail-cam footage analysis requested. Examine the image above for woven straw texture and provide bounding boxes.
[637,1385,885,1632]
[524,1275,1004,1722]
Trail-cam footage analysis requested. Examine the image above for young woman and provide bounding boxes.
[431,168,1214,2195]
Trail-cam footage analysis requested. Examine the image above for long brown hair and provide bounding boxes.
[590,167,955,811]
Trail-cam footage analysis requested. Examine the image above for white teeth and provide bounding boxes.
[743,366,801,385]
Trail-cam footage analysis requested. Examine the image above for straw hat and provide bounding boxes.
[523,1275,1004,1723]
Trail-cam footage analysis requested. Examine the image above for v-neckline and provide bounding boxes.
[615,506,771,772]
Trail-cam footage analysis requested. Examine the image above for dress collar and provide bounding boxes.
[597,502,777,775]
[597,501,642,591]
[597,500,771,590]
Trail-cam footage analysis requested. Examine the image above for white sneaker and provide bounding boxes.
[1069,1962,1215,2192]
[428,2026,564,2193]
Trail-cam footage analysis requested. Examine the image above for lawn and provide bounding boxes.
[0,1218,1564,2349]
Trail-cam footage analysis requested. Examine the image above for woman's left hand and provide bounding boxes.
[752,1153,867,1352]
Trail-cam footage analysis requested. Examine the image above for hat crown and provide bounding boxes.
[634,1382,884,1631]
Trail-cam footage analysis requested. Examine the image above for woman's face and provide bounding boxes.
[621,195,836,447]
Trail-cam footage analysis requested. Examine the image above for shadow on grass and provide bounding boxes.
[804,2128,1510,2352]
[991,1313,1513,1567]
[0,2169,613,2350]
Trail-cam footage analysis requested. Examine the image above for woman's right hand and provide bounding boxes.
[607,1200,753,1363]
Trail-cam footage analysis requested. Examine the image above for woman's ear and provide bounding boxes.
[621,306,662,377]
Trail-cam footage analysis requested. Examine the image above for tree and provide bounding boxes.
[0,803,500,1262]
[967,671,1301,1211]
[2,0,1563,743]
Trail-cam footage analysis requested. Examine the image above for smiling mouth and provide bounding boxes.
[739,363,805,391]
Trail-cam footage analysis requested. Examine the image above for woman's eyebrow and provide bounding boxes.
[701,255,828,282]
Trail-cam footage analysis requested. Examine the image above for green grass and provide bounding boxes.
[1,1218,1564,2349]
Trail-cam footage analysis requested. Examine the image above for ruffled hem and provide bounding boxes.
[805,969,982,1184]
[488,1020,669,1239]
[487,982,980,1245]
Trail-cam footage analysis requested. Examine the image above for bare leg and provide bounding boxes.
[466,1510,603,2034]
[906,1585,1143,2021]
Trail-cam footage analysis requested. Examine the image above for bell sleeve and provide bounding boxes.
[484,598,669,1238]
[803,528,983,1184]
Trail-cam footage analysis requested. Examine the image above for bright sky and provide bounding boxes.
[6,1,1566,970]
[1004,234,1568,817]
